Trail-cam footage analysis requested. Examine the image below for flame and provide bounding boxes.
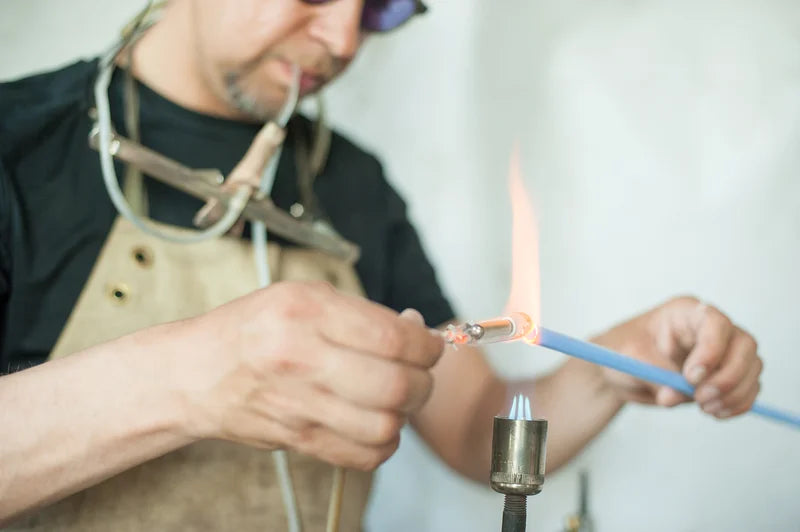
[502,143,542,343]
[507,393,534,420]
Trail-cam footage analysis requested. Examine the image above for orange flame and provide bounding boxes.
[502,144,541,344]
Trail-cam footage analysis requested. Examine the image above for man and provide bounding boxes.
[0,0,762,529]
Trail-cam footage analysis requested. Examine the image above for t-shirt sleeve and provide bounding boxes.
[382,182,455,327]
[0,160,12,346]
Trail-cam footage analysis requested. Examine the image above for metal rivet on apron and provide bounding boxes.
[132,246,154,268]
[289,203,305,218]
[107,283,130,305]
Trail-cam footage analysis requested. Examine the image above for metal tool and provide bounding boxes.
[445,312,536,346]
[563,470,594,532]
[88,129,360,262]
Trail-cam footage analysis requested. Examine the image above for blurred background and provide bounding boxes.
[2,0,799,530]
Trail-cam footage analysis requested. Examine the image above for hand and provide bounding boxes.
[592,296,762,419]
[169,281,444,470]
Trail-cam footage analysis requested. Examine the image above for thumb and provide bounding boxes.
[652,357,692,407]
[656,386,691,407]
[399,308,445,363]
[399,308,425,326]
[650,359,692,408]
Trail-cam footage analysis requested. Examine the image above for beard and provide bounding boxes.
[223,72,276,122]
[221,49,344,122]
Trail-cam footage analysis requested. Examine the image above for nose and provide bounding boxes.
[307,0,363,60]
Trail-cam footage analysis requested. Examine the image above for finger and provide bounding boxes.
[720,354,762,410]
[306,390,406,446]
[274,421,400,471]
[703,361,762,418]
[399,308,446,367]
[694,328,757,405]
[702,380,760,420]
[246,378,407,446]
[319,291,443,368]
[682,305,735,386]
[656,386,692,408]
[399,308,425,325]
[293,426,401,471]
[726,379,761,418]
[724,360,762,414]
[606,354,690,407]
[316,344,434,413]
[615,387,657,405]
[638,351,692,407]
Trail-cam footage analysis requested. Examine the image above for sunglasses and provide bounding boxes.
[302,0,428,32]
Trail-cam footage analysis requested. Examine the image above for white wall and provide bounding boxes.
[2,1,799,530]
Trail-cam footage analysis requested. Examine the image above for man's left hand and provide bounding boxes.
[593,296,763,419]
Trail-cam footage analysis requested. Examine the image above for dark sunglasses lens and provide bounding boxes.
[361,0,419,32]
[300,0,422,32]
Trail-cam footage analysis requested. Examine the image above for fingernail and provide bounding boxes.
[702,399,723,414]
[399,308,424,325]
[687,365,707,386]
[716,409,732,419]
[695,385,720,403]
[399,308,418,317]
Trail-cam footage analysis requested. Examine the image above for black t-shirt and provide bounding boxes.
[0,60,454,373]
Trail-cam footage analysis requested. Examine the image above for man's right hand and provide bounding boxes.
[170,281,444,471]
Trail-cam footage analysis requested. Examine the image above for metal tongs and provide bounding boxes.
[88,127,360,263]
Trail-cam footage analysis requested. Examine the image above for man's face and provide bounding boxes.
[187,0,365,120]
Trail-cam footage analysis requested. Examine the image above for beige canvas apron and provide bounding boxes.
[9,217,372,531]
